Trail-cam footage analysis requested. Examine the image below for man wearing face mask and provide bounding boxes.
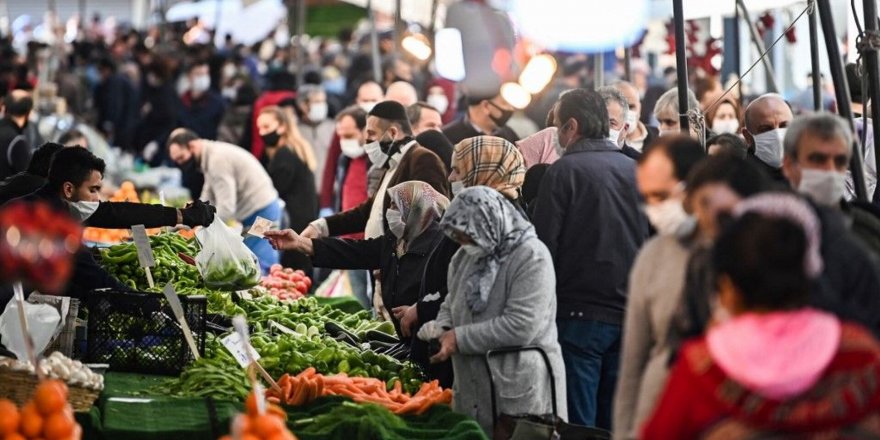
[532,88,650,430]
[407,102,444,136]
[742,93,793,185]
[442,92,520,145]
[782,113,880,257]
[613,81,658,153]
[15,147,215,298]
[320,106,371,235]
[0,90,34,180]
[178,61,226,141]
[296,84,336,191]
[303,101,449,241]
[167,128,281,272]
[652,87,700,139]
[598,86,642,160]
[355,81,385,113]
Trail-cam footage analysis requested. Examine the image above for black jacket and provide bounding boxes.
[265,147,317,271]
[0,117,29,181]
[441,116,520,146]
[533,138,650,325]
[747,153,788,186]
[0,172,45,205]
[310,222,454,385]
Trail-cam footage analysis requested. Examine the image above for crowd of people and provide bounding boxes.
[2,18,880,439]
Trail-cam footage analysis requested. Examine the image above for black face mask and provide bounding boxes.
[260,130,281,147]
[179,156,198,172]
[488,102,514,127]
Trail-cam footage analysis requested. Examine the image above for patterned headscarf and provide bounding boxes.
[386,181,449,251]
[734,192,823,278]
[516,127,561,169]
[440,186,536,313]
[452,136,526,199]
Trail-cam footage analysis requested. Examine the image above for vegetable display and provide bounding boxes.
[261,264,312,301]
[100,233,201,291]
[0,380,82,439]
[0,353,104,391]
[268,369,451,415]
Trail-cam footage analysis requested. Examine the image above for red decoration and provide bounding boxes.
[0,202,82,293]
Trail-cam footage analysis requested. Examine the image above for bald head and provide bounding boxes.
[613,81,641,124]
[743,93,792,148]
[3,89,34,121]
[356,81,384,107]
[385,81,418,107]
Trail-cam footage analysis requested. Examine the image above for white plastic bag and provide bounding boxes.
[0,299,61,360]
[195,217,260,290]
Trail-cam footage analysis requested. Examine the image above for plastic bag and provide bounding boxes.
[195,217,260,290]
[0,299,61,360]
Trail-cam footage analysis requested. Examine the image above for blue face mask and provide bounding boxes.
[323,77,346,96]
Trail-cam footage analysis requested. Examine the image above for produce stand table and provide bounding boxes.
[76,373,487,440]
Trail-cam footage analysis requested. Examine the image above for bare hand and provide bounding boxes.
[264,229,314,255]
[300,224,320,239]
[392,305,419,338]
[429,329,457,364]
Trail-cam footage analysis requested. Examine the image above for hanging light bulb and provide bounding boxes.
[518,54,557,94]
[501,82,531,110]
[435,28,466,81]
[402,33,432,61]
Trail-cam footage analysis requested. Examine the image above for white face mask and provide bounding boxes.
[625,112,638,134]
[359,102,377,113]
[712,118,740,135]
[658,129,678,137]
[363,138,388,166]
[427,94,449,114]
[608,128,622,145]
[340,138,365,159]
[222,64,237,80]
[67,200,100,222]
[191,75,210,94]
[386,208,406,239]
[752,128,787,169]
[308,102,328,122]
[451,181,465,197]
[798,168,846,206]
[643,198,689,236]
[462,243,488,258]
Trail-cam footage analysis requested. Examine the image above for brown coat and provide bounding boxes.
[325,144,450,236]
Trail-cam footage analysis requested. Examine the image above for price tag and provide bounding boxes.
[221,332,260,368]
[131,225,155,268]
[159,190,167,206]
[268,320,297,336]
[247,216,275,238]
[162,284,200,359]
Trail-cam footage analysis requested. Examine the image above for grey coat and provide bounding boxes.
[436,236,568,434]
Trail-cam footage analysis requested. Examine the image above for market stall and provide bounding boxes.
[0,197,487,439]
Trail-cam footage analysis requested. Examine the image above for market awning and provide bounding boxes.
[165,0,287,46]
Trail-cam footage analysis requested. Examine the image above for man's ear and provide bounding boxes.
[62,182,74,199]
[742,129,755,151]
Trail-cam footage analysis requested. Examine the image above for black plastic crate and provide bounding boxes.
[83,288,207,375]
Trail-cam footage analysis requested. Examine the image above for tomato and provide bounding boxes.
[302,277,312,290]
[295,281,307,293]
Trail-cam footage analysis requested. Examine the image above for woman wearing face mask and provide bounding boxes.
[449,136,528,217]
[643,193,880,439]
[418,186,568,435]
[426,79,456,124]
[256,106,318,273]
[264,181,454,385]
[705,97,743,137]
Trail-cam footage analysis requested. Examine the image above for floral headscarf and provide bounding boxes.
[516,127,561,169]
[386,181,449,251]
[440,186,536,313]
[452,136,526,199]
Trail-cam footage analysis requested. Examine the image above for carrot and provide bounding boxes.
[267,396,281,404]
[298,367,317,379]
[352,394,403,410]
[321,375,351,386]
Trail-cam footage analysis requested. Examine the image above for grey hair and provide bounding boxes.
[296,84,325,105]
[597,86,630,121]
[783,112,853,160]
[653,87,699,117]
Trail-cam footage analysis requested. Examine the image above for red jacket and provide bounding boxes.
[250,90,296,158]
[642,323,880,440]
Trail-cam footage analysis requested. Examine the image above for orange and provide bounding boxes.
[34,380,67,416]
[267,431,298,440]
[42,411,75,439]
[20,402,44,438]
[251,414,285,437]
[0,398,21,434]
[241,434,260,440]
[245,393,259,416]
[6,433,27,440]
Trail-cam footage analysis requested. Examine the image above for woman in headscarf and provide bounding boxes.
[516,127,561,169]
[419,186,567,435]
[265,180,454,385]
[449,135,528,215]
